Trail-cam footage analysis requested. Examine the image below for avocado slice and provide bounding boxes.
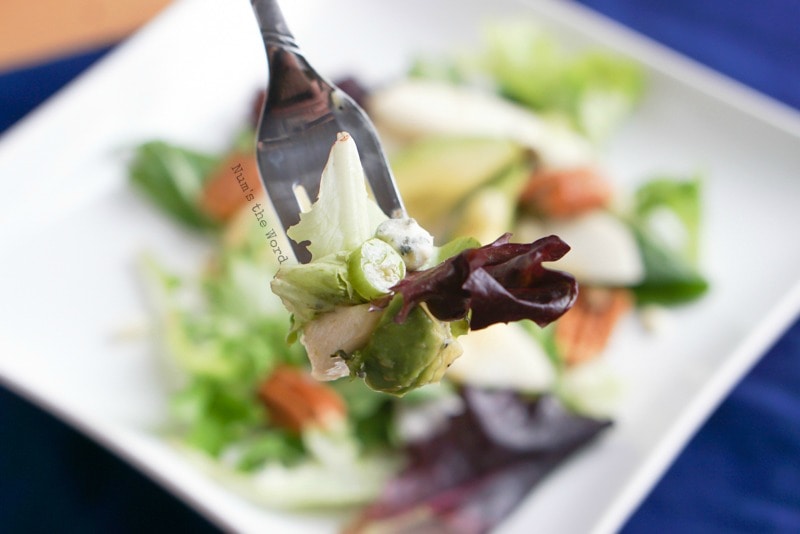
[390,137,527,235]
[449,161,532,244]
[348,296,463,396]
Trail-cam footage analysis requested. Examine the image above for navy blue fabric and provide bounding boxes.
[0,386,217,533]
[621,317,800,533]
[574,0,800,109]
[573,2,800,532]
[0,46,115,133]
[1,2,798,532]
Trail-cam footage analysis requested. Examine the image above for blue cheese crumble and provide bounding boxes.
[375,218,434,271]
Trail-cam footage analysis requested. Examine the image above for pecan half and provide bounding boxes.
[199,151,259,222]
[555,287,632,366]
[519,167,612,219]
[258,366,346,433]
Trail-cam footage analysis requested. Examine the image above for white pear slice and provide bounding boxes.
[301,304,383,381]
[447,322,555,393]
[541,210,645,286]
[367,79,597,169]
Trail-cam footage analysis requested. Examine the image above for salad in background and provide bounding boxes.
[128,20,708,533]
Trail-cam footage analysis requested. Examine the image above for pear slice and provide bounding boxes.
[301,304,383,381]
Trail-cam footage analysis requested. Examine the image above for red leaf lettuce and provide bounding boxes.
[390,234,578,330]
[347,387,612,534]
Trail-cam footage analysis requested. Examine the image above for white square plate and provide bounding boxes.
[1,0,799,532]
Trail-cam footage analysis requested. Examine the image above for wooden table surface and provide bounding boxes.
[0,0,172,72]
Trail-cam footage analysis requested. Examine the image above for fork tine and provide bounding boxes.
[251,0,405,264]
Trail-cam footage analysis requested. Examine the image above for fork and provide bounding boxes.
[250,0,405,264]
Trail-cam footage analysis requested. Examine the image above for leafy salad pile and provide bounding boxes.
[270,131,578,396]
[129,20,708,534]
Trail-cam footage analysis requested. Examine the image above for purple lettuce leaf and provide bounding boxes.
[348,387,612,534]
[390,234,578,330]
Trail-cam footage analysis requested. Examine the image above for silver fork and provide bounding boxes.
[250,0,405,264]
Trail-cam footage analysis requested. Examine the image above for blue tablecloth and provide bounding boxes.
[1,1,798,532]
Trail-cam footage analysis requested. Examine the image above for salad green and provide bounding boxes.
[628,176,708,304]
[286,133,388,260]
[269,133,465,392]
[272,132,574,394]
[410,20,646,142]
[139,200,402,507]
[130,141,221,230]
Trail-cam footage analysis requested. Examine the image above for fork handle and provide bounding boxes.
[251,0,297,50]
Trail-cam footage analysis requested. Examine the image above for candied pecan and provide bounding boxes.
[555,287,632,366]
[519,167,612,218]
[258,365,346,433]
[199,151,259,222]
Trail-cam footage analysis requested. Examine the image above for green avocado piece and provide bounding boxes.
[349,296,463,396]
[449,161,532,244]
[391,137,527,235]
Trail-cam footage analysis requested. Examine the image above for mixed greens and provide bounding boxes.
[271,131,577,395]
[130,20,708,533]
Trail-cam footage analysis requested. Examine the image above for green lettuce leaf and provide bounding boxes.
[287,133,387,260]
[633,177,702,264]
[141,245,306,464]
[631,227,709,305]
[129,141,220,229]
[270,251,357,325]
[629,176,709,304]
[479,21,645,140]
